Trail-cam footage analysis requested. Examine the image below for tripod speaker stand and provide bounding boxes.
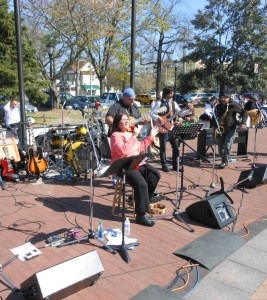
[100,154,148,263]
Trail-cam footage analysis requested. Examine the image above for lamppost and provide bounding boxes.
[173,60,178,100]
[46,43,54,108]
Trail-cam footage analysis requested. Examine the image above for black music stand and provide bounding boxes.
[153,124,203,233]
[169,123,205,204]
[100,154,148,263]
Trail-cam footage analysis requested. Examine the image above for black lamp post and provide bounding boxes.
[46,43,54,108]
[173,60,178,100]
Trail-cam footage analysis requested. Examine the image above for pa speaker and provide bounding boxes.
[186,194,235,229]
[21,250,104,300]
[237,166,267,188]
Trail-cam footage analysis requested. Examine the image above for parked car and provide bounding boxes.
[25,103,38,113]
[175,94,193,107]
[63,98,88,110]
[136,94,156,104]
[101,92,141,107]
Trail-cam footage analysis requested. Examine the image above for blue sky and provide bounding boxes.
[180,0,208,16]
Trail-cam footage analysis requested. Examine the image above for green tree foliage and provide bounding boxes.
[185,0,267,95]
[0,0,48,103]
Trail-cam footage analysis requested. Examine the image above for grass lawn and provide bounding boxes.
[27,106,204,126]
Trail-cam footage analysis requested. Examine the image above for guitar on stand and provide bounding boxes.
[0,130,19,182]
[26,119,48,178]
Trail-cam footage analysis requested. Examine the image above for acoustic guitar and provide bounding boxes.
[128,106,167,131]
[27,119,48,175]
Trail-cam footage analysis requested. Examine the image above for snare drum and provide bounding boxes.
[75,125,88,136]
[64,141,101,173]
[51,135,69,149]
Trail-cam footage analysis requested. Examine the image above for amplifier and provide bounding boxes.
[21,250,104,300]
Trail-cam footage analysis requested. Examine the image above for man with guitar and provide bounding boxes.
[151,87,195,172]
[105,87,150,136]
[150,87,181,172]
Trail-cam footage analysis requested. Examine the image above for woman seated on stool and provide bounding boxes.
[110,113,160,227]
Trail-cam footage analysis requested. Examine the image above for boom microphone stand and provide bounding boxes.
[59,110,116,255]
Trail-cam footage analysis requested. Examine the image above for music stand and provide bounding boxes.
[100,154,148,263]
[153,124,203,233]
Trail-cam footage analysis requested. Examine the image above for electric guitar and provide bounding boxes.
[27,119,48,175]
[0,135,19,182]
[157,102,196,134]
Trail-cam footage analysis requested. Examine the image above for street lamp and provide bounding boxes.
[46,43,54,108]
[173,60,178,99]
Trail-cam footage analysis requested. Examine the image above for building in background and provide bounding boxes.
[57,60,100,96]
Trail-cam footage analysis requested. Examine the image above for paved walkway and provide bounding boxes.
[184,228,267,300]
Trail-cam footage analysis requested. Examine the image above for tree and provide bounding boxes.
[185,0,267,95]
[0,0,48,103]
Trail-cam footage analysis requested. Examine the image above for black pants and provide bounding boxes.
[122,164,161,216]
[159,132,179,168]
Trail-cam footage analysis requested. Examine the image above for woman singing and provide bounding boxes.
[111,113,160,227]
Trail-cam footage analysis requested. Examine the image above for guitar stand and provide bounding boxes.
[0,255,20,293]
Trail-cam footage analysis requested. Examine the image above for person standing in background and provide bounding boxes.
[199,96,217,129]
[4,99,21,136]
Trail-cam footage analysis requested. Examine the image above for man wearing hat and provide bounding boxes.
[105,87,150,137]
[214,94,247,169]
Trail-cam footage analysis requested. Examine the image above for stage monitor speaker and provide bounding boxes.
[21,250,104,300]
[186,194,235,229]
[237,166,267,189]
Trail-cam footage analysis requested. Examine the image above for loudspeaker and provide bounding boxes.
[186,194,235,229]
[21,250,104,300]
[237,166,267,188]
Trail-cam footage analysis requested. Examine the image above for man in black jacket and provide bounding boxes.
[214,94,247,169]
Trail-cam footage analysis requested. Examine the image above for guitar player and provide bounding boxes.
[151,88,195,173]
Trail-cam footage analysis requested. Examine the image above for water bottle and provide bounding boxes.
[98,221,104,241]
[124,218,130,236]
[142,127,147,138]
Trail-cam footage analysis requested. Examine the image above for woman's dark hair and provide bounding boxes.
[112,113,125,133]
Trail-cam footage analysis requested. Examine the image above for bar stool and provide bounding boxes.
[112,177,135,217]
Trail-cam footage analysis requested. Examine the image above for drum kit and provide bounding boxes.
[35,119,105,178]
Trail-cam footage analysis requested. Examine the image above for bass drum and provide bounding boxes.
[64,141,101,173]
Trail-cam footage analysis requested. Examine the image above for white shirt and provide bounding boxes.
[150,98,180,122]
[204,102,214,118]
[4,102,21,126]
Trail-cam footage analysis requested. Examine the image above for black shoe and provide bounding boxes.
[219,163,228,169]
[136,215,155,227]
[162,165,170,172]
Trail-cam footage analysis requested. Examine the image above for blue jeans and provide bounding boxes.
[217,128,236,164]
